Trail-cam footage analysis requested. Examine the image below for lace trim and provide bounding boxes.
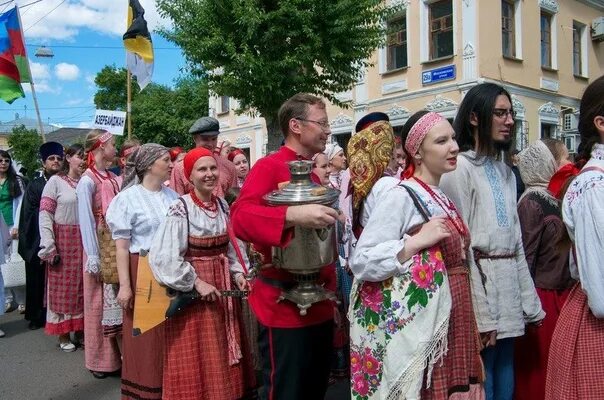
[85,256,100,273]
[592,144,604,161]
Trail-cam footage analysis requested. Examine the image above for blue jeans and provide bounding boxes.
[482,337,515,400]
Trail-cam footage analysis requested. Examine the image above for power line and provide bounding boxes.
[0,0,44,9]
[24,0,65,33]
[25,44,180,51]
[0,105,94,111]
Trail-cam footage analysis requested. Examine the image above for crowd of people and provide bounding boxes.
[0,75,602,400]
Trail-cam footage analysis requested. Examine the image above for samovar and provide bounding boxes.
[264,160,340,315]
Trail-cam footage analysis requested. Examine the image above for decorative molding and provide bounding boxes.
[236,115,250,126]
[576,0,604,12]
[330,113,354,129]
[381,80,408,95]
[539,102,560,117]
[539,0,559,14]
[463,43,475,57]
[511,95,525,114]
[425,95,458,112]
[386,104,410,119]
[234,135,252,146]
[540,77,560,92]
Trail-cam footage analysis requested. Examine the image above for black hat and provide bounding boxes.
[39,142,64,161]
[189,117,220,136]
[355,112,390,133]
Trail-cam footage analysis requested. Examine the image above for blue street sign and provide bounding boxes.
[422,65,456,85]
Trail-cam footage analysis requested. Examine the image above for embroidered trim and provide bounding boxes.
[40,196,57,214]
[484,159,510,227]
[592,143,604,161]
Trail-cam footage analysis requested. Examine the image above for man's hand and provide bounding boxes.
[285,204,339,229]
[480,330,497,348]
[194,278,221,302]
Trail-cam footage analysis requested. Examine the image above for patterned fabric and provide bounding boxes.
[545,284,604,399]
[46,224,83,314]
[348,120,394,211]
[405,112,445,157]
[39,196,57,214]
[349,245,451,399]
[483,159,510,228]
[162,234,255,400]
[121,143,169,190]
[517,140,558,204]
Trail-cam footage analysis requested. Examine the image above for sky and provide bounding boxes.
[0,0,186,130]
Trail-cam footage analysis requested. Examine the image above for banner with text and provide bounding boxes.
[93,110,127,135]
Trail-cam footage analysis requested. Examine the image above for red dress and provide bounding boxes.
[162,233,255,400]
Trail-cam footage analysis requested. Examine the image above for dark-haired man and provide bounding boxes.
[231,93,339,400]
[18,142,64,330]
[440,83,544,400]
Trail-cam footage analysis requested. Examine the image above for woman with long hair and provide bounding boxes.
[227,148,250,188]
[545,75,604,399]
[0,150,25,336]
[38,144,86,351]
[106,144,178,399]
[349,111,484,399]
[76,129,121,379]
[149,147,256,400]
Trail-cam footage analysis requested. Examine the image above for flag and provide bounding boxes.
[0,6,30,104]
[123,0,153,90]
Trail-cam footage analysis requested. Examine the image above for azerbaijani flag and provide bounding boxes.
[0,6,30,104]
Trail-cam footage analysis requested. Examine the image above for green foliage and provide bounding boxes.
[7,125,43,181]
[156,0,397,150]
[93,67,209,149]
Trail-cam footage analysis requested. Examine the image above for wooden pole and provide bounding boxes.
[127,69,132,140]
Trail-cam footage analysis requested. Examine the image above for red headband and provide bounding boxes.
[227,149,245,162]
[183,147,214,180]
[87,131,113,167]
[121,145,140,158]
[402,112,445,179]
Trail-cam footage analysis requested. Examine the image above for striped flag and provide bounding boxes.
[0,6,30,104]
[123,0,153,90]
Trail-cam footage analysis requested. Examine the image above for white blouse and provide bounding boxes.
[106,184,178,253]
[149,195,249,292]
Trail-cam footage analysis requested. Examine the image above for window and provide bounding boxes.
[502,0,515,57]
[573,22,586,76]
[429,0,453,60]
[387,17,408,70]
[541,123,555,139]
[218,96,230,114]
[540,12,552,68]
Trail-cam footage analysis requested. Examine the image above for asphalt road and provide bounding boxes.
[0,311,350,400]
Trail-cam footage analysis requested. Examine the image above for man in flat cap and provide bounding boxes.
[170,116,237,197]
[18,141,64,329]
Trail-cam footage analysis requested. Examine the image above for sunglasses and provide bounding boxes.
[0,159,11,164]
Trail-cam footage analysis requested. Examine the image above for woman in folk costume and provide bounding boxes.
[38,144,86,351]
[545,75,604,399]
[106,144,178,399]
[76,129,121,379]
[149,147,256,400]
[513,139,575,400]
[325,142,347,190]
[227,148,250,188]
[349,111,485,400]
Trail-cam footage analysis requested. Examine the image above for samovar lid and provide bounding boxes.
[264,160,340,206]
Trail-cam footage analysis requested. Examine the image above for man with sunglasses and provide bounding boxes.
[231,93,340,400]
[18,142,64,330]
[440,83,544,400]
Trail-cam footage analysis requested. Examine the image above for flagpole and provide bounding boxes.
[15,5,45,142]
[127,68,132,140]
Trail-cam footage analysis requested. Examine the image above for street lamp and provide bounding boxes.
[34,46,54,58]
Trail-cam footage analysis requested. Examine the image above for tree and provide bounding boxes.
[7,125,43,181]
[156,0,397,151]
[93,67,209,148]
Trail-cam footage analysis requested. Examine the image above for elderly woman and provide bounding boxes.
[514,139,575,400]
[106,144,178,399]
[150,147,255,400]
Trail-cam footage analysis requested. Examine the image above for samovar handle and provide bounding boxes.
[315,228,329,241]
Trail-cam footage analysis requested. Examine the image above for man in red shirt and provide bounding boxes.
[231,93,339,400]
[169,116,237,197]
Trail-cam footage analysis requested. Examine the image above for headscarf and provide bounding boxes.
[324,142,344,161]
[183,147,214,180]
[402,112,445,179]
[547,163,580,200]
[227,148,245,163]
[517,139,558,203]
[87,130,113,167]
[347,120,394,211]
[121,143,169,190]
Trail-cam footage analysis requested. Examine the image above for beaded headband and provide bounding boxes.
[122,145,140,158]
[404,112,445,156]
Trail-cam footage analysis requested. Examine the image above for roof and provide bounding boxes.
[0,117,55,135]
[44,127,90,146]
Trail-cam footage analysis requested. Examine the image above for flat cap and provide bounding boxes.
[189,117,220,136]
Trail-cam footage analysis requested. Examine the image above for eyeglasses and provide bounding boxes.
[0,159,10,164]
[295,118,331,130]
[46,156,63,162]
[492,108,517,120]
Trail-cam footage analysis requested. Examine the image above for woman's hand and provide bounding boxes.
[398,216,451,263]
[194,278,221,302]
[117,286,133,309]
[234,273,250,291]
[10,228,18,239]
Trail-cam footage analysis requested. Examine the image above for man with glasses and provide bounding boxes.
[231,93,340,400]
[18,142,64,330]
[440,83,544,400]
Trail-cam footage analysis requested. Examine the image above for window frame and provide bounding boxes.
[572,21,588,78]
[218,96,230,115]
[540,11,552,68]
[428,0,454,60]
[501,0,516,58]
[386,15,408,71]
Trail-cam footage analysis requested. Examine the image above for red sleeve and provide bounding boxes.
[170,160,187,196]
[231,157,292,248]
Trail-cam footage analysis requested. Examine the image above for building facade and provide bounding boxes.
[211,0,604,163]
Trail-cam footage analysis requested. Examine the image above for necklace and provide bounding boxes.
[413,176,466,236]
[190,190,219,219]
[62,174,80,189]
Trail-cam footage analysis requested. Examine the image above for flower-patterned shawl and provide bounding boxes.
[348,180,452,400]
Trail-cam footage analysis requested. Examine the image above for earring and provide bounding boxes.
[414,154,421,159]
